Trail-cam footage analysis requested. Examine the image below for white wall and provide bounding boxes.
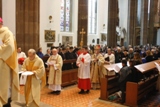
[40,0,78,53]
[88,0,108,45]
[40,0,60,53]
[119,0,128,30]
[2,0,16,36]
[2,0,130,53]
[118,0,128,46]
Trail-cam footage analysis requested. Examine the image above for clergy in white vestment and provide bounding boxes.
[17,47,27,59]
[47,48,63,95]
[76,46,91,94]
[17,47,27,85]
[103,48,116,76]
[21,49,46,107]
[90,45,105,89]
[0,17,20,107]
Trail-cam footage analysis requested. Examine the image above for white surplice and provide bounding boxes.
[76,53,91,79]
[18,52,27,85]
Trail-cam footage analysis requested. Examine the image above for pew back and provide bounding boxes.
[100,76,119,100]
[126,75,158,106]
[125,60,160,106]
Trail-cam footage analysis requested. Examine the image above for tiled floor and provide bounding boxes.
[40,85,127,107]
[11,94,52,107]
[19,85,160,107]
[20,85,127,107]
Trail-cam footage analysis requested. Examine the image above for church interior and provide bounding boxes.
[1,0,160,107]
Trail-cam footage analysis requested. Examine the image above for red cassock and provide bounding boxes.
[76,52,91,90]
[78,78,91,90]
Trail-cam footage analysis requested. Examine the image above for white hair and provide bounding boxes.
[28,49,36,54]
[129,48,133,51]
[117,47,121,50]
[151,49,155,52]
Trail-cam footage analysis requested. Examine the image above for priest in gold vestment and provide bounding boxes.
[0,17,20,107]
[47,48,63,95]
[21,49,45,107]
[90,45,105,89]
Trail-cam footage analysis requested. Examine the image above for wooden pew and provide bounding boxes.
[100,76,119,100]
[42,56,78,87]
[125,60,160,106]
[100,63,121,100]
[62,59,78,87]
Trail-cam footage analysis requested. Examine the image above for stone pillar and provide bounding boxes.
[140,0,148,45]
[77,0,88,46]
[16,0,39,53]
[127,0,137,46]
[107,0,118,47]
[148,0,158,45]
[0,0,2,17]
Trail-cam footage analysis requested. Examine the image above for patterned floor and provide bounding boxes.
[20,85,126,107]
[11,94,52,107]
[20,85,160,107]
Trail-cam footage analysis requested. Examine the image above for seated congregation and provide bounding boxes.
[17,44,160,106]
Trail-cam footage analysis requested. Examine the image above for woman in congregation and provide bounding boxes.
[145,50,154,62]
[36,47,44,58]
[133,52,142,65]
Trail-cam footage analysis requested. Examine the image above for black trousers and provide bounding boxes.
[3,98,11,107]
[119,81,126,103]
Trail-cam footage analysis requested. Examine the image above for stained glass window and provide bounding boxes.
[60,0,72,32]
[88,0,97,34]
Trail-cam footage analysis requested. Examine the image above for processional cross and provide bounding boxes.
[80,28,86,47]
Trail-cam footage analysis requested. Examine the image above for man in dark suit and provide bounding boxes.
[65,47,75,69]
[59,48,67,70]
[65,47,74,59]
[118,59,131,103]
[59,47,66,60]
[115,47,124,63]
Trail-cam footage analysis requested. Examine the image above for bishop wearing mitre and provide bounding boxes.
[90,45,105,89]
[21,49,46,107]
[0,17,19,107]
[47,48,63,95]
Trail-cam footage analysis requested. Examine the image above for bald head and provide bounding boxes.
[28,49,36,60]
[52,48,58,55]
[28,49,36,54]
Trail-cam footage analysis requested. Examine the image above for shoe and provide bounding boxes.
[3,98,11,107]
[56,91,61,95]
[78,89,85,94]
[48,91,56,94]
[86,90,90,94]
[3,104,11,107]
[117,100,125,104]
